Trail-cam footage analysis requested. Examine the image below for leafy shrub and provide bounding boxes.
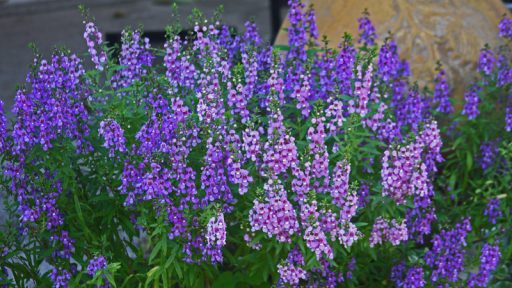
[0,1,510,287]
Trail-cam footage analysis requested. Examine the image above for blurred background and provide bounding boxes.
[1,0,512,111]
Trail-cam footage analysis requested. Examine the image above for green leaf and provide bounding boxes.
[213,272,236,288]
[73,193,93,240]
[105,273,117,288]
[173,262,183,279]
[145,266,161,288]
[272,45,290,51]
[149,240,162,264]
[165,245,178,269]
[120,275,136,288]
[466,152,473,171]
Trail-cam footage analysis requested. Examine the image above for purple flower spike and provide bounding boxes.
[99,119,127,157]
[87,255,108,276]
[462,85,481,120]
[358,10,377,46]
[468,244,501,287]
[84,22,107,70]
[433,69,453,113]
[484,198,502,224]
[498,16,512,39]
[478,47,495,76]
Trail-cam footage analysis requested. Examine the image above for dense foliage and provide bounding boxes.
[0,1,511,287]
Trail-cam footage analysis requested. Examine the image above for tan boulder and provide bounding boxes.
[275,0,509,108]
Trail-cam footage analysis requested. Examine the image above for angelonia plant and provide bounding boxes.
[0,1,511,287]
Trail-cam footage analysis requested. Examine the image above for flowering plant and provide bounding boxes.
[0,2,511,287]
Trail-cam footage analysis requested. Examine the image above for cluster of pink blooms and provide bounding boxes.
[417,121,443,173]
[325,99,345,134]
[226,130,253,195]
[300,201,334,260]
[364,102,387,132]
[381,140,429,204]
[83,22,107,70]
[205,212,227,263]
[354,64,373,117]
[369,217,408,247]
[242,127,262,162]
[249,180,300,243]
[278,263,307,286]
[307,117,329,185]
[331,160,357,221]
[277,249,307,286]
[262,105,299,177]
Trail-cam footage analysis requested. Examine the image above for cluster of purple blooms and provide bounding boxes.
[50,269,71,288]
[468,244,502,287]
[433,68,453,113]
[86,256,110,287]
[0,266,8,288]
[4,158,75,285]
[499,16,512,39]
[98,119,127,157]
[111,29,154,89]
[406,194,436,244]
[496,54,512,87]
[480,140,499,171]
[87,256,108,276]
[391,263,426,288]
[402,267,425,288]
[358,10,377,46]
[463,16,512,129]
[336,38,357,96]
[425,218,472,283]
[0,1,509,287]
[506,106,512,132]
[478,46,495,76]
[307,117,329,182]
[484,198,503,224]
[277,249,307,286]
[378,40,400,82]
[0,100,6,153]
[11,53,91,155]
[354,63,373,116]
[262,103,299,177]
[164,35,196,90]
[462,85,481,120]
[330,160,355,219]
